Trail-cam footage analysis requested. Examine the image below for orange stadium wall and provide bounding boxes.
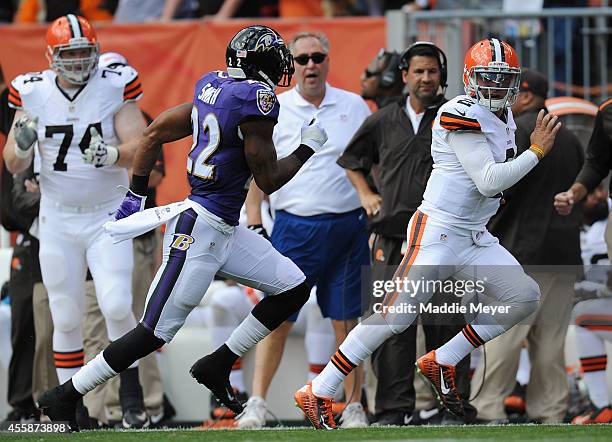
[0,18,385,205]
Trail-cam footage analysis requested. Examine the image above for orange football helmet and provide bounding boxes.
[45,14,99,85]
[463,38,521,112]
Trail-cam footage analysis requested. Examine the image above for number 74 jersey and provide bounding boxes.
[8,66,143,207]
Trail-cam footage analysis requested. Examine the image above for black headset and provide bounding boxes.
[378,49,402,89]
[398,41,448,89]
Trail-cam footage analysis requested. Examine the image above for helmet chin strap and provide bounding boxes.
[257,70,276,88]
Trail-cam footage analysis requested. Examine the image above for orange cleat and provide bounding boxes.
[294,382,336,430]
[416,350,465,418]
[572,406,612,424]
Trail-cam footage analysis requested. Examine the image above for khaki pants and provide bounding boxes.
[471,272,575,423]
[31,231,164,423]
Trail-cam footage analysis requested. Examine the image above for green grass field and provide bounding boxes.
[2,425,611,442]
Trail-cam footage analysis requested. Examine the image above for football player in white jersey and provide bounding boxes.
[2,15,149,428]
[295,38,562,429]
[570,185,612,424]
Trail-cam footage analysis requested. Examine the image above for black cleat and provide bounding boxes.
[122,408,150,429]
[36,385,79,432]
[190,354,244,415]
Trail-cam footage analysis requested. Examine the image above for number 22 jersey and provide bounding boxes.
[187,71,280,226]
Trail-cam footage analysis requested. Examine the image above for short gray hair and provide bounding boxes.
[288,32,330,54]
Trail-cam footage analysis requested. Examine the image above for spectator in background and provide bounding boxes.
[338,42,475,426]
[114,0,199,22]
[472,70,584,423]
[0,0,17,22]
[241,31,371,429]
[360,49,404,110]
[15,0,113,23]
[207,0,278,19]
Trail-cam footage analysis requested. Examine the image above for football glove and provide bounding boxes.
[300,118,328,153]
[115,187,147,220]
[82,127,119,167]
[14,114,38,159]
[247,224,270,241]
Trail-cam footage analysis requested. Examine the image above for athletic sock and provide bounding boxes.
[311,323,379,398]
[516,347,531,386]
[72,352,118,395]
[436,324,488,366]
[225,314,271,356]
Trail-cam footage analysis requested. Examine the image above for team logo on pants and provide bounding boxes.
[171,234,195,251]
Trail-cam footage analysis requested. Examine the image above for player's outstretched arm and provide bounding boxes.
[242,118,327,194]
[130,103,193,185]
[4,110,36,174]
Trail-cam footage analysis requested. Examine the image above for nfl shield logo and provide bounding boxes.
[257,89,276,115]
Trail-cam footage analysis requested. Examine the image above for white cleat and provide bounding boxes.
[236,396,267,429]
[339,402,369,428]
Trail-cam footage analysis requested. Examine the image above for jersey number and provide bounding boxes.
[187,108,220,180]
[48,123,102,171]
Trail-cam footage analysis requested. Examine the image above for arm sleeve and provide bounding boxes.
[576,106,612,191]
[450,131,539,198]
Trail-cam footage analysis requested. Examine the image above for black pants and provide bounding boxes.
[7,235,40,415]
[370,234,474,418]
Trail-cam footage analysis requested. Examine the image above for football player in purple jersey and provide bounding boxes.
[37,25,328,430]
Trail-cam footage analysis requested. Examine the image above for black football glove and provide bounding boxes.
[247,224,270,242]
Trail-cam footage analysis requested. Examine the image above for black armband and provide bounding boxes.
[292,145,315,164]
[130,174,150,195]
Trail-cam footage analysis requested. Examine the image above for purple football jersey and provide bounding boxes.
[187,71,280,225]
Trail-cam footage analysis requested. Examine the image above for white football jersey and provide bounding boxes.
[419,95,517,231]
[9,66,143,206]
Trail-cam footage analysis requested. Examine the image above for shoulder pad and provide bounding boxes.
[119,66,143,102]
[239,82,277,116]
[98,65,143,101]
[9,72,48,109]
[439,96,482,132]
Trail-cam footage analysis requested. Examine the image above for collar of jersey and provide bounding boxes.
[291,83,337,108]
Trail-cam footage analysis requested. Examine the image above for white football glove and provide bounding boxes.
[300,118,328,153]
[82,127,119,166]
[14,115,38,159]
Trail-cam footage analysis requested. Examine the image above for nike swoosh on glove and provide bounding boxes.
[300,118,328,153]
[115,188,147,220]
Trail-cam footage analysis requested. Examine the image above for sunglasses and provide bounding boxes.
[294,52,327,66]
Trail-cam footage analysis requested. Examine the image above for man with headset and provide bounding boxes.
[360,49,405,110]
[338,42,475,425]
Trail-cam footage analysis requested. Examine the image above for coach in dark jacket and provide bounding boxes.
[473,69,584,423]
[338,42,475,425]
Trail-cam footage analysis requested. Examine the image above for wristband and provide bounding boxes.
[529,144,545,160]
[14,144,33,159]
[292,145,315,164]
[130,174,150,195]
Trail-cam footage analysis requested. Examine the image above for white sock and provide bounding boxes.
[72,352,118,395]
[436,324,483,366]
[54,348,85,384]
[516,347,531,386]
[312,321,387,398]
[225,314,270,356]
[576,326,609,408]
